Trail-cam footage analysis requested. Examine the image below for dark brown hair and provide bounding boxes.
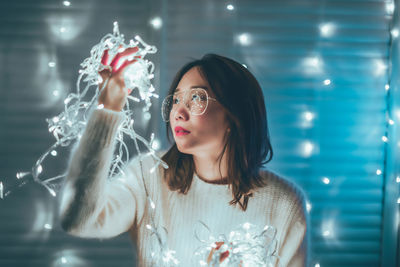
[161,54,273,210]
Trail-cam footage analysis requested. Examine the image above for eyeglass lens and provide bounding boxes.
[161,89,208,121]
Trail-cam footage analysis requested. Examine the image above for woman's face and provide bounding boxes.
[169,67,230,157]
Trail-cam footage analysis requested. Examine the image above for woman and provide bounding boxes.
[59,53,309,266]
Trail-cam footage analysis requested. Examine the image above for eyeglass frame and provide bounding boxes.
[161,87,217,122]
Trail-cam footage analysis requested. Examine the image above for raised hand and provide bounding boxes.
[98,46,140,111]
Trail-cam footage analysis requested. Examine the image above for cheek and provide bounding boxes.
[197,107,228,133]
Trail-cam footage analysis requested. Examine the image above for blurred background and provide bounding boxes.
[0,0,399,266]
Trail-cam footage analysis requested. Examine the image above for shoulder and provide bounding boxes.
[257,169,308,220]
[125,150,168,179]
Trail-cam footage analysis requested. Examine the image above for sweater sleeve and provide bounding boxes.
[276,180,309,267]
[58,108,148,238]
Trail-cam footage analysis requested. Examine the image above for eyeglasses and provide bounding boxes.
[161,88,217,122]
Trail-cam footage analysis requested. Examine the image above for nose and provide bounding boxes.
[172,101,190,121]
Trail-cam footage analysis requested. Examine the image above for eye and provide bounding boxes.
[191,94,200,101]
[172,95,180,104]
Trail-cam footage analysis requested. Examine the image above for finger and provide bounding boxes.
[99,69,111,81]
[114,52,141,73]
[219,251,229,263]
[114,54,142,73]
[98,69,111,89]
[114,58,138,74]
[101,49,109,65]
[109,46,139,70]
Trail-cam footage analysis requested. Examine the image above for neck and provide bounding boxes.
[192,149,228,183]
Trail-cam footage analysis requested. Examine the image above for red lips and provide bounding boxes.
[174,126,190,136]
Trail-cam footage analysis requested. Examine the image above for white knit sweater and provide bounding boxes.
[59,108,309,267]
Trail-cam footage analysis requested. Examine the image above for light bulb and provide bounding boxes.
[322,177,330,184]
[227,4,234,10]
[392,28,399,38]
[237,33,251,46]
[323,79,331,85]
[150,17,162,29]
[319,23,336,37]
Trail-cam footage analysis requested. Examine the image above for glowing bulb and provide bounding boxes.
[386,2,395,14]
[389,119,394,125]
[48,61,56,68]
[63,1,71,6]
[146,224,152,230]
[376,169,382,175]
[306,202,312,212]
[150,17,162,29]
[237,33,251,46]
[392,28,399,38]
[374,59,387,76]
[151,139,160,150]
[319,23,335,37]
[397,198,400,204]
[49,188,56,197]
[53,90,60,97]
[323,79,331,85]
[322,177,330,184]
[315,264,321,267]
[396,176,400,183]
[382,136,388,142]
[321,220,335,239]
[322,230,330,237]
[37,165,43,174]
[301,141,314,157]
[143,112,151,120]
[385,84,390,91]
[59,27,67,33]
[51,150,58,156]
[16,172,29,179]
[303,111,315,121]
[61,257,67,264]
[227,4,234,10]
[304,56,320,67]
[44,223,52,230]
[0,181,3,199]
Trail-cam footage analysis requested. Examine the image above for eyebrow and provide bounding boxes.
[175,86,209,93]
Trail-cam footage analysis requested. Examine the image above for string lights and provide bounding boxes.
[193,222,279,266]
[0,19,281,266]
[1,0,396,265]
[0,22,163,199]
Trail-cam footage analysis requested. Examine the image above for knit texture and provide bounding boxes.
[59,108,309,267]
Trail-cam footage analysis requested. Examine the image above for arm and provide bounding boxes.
[277,183,309,267]
[59,108,147,238]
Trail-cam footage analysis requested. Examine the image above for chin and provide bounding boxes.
[175,141,196,155]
